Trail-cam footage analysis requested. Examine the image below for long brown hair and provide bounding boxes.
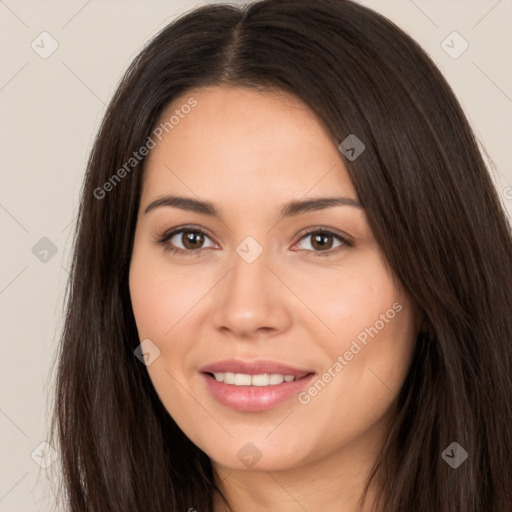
[49,1,512,510]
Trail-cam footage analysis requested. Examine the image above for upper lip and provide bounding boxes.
[199,359,315,377]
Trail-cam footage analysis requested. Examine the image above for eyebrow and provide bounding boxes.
[144,194,362,219]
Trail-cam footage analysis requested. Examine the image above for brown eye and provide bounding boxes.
[156,226,217,255]
[297,230,343,252]
[180,230,206,250]
[310,232,335,251]
[294,228,352,258]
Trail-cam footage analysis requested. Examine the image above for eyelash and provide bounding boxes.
[154,224,353,258]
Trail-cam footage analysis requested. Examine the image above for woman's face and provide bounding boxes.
[129,85,419,473]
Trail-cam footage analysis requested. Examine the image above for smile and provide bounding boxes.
[210,372,309,386]
[201,370,316,412]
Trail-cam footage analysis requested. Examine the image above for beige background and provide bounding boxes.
[0,0,511,509]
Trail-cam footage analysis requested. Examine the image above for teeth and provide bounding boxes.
[211,372,298,386]
[252,374,270,386]
[234,373,252,385]
[224,372,235,384]
[269,373,284,385]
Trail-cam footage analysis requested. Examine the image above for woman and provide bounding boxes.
[49,1,512,511]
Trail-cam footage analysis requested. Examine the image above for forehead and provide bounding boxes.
[141,85,356,202]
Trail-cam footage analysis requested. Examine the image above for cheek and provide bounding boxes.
[294,256,415,409]
[289,254,402,343]
[129,254,204,424]
[129,250,199,340]
[130,275,177,338]
[128,249,213,398]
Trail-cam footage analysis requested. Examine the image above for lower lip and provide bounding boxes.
[201,372,316,412]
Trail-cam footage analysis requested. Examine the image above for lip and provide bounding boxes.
[199,359,314,376]
[199,359,316,412]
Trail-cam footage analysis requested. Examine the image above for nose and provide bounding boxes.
[211,243,292,340]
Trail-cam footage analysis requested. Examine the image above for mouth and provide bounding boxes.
[199,360,316,411]
[204,371,312,386]
[199,358,314,378]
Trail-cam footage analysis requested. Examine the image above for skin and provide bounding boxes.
[129,85,420,512]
